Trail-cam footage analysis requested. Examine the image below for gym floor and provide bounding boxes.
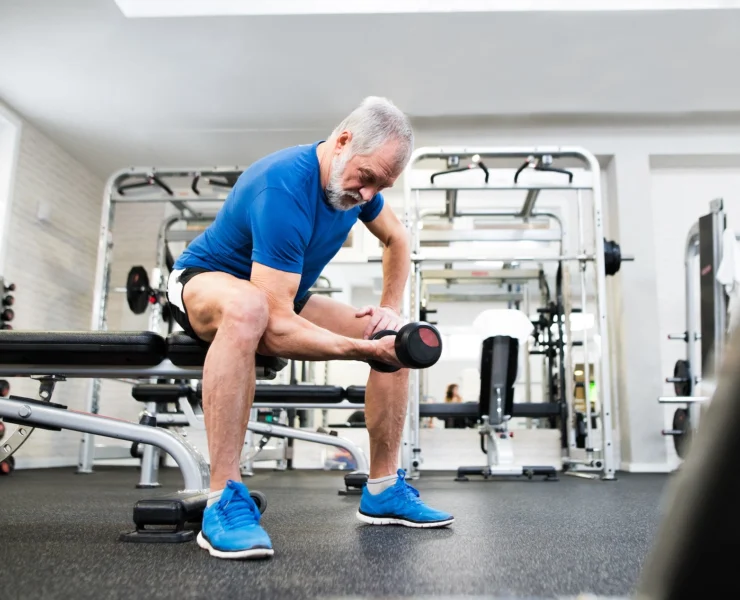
[0,467,668,599]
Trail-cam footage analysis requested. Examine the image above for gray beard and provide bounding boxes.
[326,154,363,211]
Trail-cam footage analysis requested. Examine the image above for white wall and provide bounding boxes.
[0,104,104,468]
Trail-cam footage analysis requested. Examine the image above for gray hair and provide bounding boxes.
[331,96,414,172]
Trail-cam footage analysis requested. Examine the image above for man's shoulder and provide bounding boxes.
[244,142,320,188]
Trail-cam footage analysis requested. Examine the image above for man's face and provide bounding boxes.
[326,134,401,211]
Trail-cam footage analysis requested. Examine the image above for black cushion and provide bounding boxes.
[165,333,288,374]
[419,402,478,419]
[132,383,191,402]
[345,385,366,403]
[0,330,166,366]
[254,384,345,403]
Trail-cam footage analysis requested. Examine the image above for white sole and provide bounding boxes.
[196,531,274,559]
[356,511,454,528]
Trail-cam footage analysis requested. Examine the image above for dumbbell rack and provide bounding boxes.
[0,275,15,476]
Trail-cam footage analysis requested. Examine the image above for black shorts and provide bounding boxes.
[166,267,313,344]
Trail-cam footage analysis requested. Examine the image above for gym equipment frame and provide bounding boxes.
[400,147,628,481]
[79,167,355,477]
[660,199,736,457]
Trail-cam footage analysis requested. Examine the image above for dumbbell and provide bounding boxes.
[0,456,15,476]
[368,322,442,373]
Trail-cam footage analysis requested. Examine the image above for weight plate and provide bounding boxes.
[126,266,151,315]
[396,323,442,369]
[673,359,692,397]
[250,490,268,514]
[604,239,622,276]
[673,408,691,459]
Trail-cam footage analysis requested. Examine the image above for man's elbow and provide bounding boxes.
[259,312,293,356]
[387,225,411,251]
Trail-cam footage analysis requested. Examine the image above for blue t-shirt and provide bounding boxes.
[174,142,384,301]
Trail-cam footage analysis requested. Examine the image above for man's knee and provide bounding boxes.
[220,285,270,343]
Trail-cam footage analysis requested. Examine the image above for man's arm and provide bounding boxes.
[250,263,377,361]
[364,204,411,314]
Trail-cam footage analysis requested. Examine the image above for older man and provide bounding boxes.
[167,97,453,560]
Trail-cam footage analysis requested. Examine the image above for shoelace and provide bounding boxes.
[395,480,423,505]
[219,494,261,530]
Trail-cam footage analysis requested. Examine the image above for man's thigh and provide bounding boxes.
[171,270,254,342]
[298,293,371,340]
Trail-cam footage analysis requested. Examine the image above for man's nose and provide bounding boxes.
[360,187,375,201]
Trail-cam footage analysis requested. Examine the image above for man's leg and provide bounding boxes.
[173,271,274,557]
[299,294,453,527]
[181,272,268,492]
[299,294,407,479]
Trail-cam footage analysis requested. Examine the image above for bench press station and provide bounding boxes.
[0,330,371,542]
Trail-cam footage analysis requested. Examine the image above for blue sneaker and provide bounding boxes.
[196,480,274,559]
[357,469,454,528]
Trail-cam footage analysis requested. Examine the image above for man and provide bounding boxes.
[167,96,453,561]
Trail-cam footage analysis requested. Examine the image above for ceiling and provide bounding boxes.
[2,1,740,177]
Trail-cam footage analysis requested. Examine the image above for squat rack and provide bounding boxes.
[401,146,619,481]
[79,167,242,472]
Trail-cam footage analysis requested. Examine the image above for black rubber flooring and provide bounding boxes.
[0,467,668,599]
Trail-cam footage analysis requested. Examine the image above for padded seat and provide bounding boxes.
[165,333,288,375]
[0,330,166,366]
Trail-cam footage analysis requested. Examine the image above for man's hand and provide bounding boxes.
[355,305,405,339]
[372,334,405,369]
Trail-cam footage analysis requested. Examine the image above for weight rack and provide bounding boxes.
[400,146,629,481]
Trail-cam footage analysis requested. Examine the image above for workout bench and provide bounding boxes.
[0,330,369,542]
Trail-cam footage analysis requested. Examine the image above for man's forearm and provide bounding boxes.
[261,311,374,361]
[379,234,411,313]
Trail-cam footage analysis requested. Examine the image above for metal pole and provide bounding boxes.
[685,224,701,429]
[247,421,369,474]
[400,182,418,475]
[576,190,594,459]
[1,397,210,492]
[524,285,532,405]
[581,151,616,480]
[78,170,125,474]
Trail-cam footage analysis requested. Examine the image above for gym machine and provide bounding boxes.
[455,335,558,481]
[636,324,740,599]
[401,147,632,481]
[660,199,735,460]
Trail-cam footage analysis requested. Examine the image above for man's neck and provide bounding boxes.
[316,141,330,189]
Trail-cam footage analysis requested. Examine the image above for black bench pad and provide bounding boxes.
[166,333,287,373]
[0,330,288,374]
[254,384,345,403]
[0,331,166,366]
[419,401,562,419]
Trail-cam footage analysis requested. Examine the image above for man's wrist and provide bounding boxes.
[380,304,400,315]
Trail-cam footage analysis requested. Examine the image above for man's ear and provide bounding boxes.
[335,130,353,154]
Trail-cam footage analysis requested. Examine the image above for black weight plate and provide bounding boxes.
[604,239,622,276]
[673,408,691,459]
[126,266,151,315]
[673,359,692,397]
[250,490,268,514]
[396,323,442,368]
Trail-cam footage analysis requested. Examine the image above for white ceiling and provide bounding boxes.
[2,1,740,177]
